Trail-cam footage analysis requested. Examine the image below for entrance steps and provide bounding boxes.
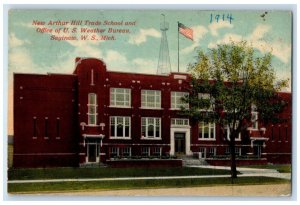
[181,156,209,166]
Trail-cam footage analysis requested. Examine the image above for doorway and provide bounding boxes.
[175,132,186,155]
[88,144,97,162]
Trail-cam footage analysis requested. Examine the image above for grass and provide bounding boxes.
[241,164,291,173]
[8,176,290,193]
[8,167,232,180]
[8,145,13,168]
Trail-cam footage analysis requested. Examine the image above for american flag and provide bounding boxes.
[178,22,193,41]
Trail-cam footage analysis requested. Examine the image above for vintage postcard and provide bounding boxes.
[7,9,292,197]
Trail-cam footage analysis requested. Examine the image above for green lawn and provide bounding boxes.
[8,176,290,193]
[8,167,232,180]
[8,145,13,168]
[241,164,291,173]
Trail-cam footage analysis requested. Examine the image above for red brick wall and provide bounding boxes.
[13,73,79,168]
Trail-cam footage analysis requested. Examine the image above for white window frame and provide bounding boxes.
[110,88,131,108]
[171,118,189,127]
[152,147,162,156]
[251,112,259,130]
[142,147,150,157]
[208,147,217,157]
[141,90,161,109]
[171,91,189,110]
[87,93,98,125]
[224,124,241,141]
[110,116,131,139]
[199,147,207,159]
[198,122,216,140]
[198,93,214,111]
[235,147,242,156]
[225,147,230,155]
[141,117,161,140]
[250,104,259,130]
[110,147,119,158]
[122,147,131,157]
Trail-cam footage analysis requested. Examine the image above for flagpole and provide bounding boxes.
[177,21,179,72]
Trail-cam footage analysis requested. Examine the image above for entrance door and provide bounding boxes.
[88,144,97,162]
[175,132,186,155]
[254,145,262,158]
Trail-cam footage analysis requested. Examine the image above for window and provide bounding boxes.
[141,117,161,139]
[199,147,206,158]
[88,93,98,125]
[271,125,274,141]
[90,69,95,86]
[33,117,37,138]
[285,126,288,141]
[278,126,281,141]
[198,122,215,140]
[226,147,241,156]
[56,118,60,139]
[141,90,161,108]
[171,118,189,126]
[110,88,131,107]
[208,147,216,157]
[142,147,150,157]
[198,93,214,111]
[171,92,189,109]
[235,147,241,156]
[224,123,241,141]
[225,147,230,155]
[153,147,162,156]
[251,105,258,130]
[110,116,131,139]
[44,117,48,139]
[110,147,119,158]
[122,147,131,157]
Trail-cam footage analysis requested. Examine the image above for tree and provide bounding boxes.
[181,41,288,179]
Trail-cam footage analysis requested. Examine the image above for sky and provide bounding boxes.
[7,10,292,134]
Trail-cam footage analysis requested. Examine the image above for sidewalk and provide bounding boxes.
[7,166,291,184]
[189,165,291,180]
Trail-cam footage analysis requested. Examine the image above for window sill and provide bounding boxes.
[224,138,241,141]
[140,107,163,110]
[109,105,132,109]
[198,138,216,141]
[110,137,131,140]
[86,124,100,127]
[141,138,162,140]
[169,108,181,111]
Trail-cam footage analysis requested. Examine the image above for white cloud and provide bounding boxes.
[181,25,208,54]
[208,33,243,48]
[9,48,37,74]
[104,50,128,70]
[128,28,161,45]
[248,24,271,42]
[132,58,157,74]
[207,24,291,64]
[247,24,291,64]
[9,33,30,48]
[208,21,234,36]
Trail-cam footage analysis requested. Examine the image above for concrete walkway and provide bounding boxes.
[7,166,291,184]
[189,165,291,180]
